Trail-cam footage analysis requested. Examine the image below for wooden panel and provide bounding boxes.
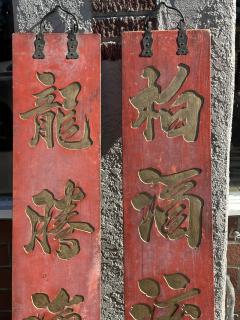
[122,30,214,320]
[12,33,101,320]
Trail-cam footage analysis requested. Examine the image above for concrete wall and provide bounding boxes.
[12,1,236,319]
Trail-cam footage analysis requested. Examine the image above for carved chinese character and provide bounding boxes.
[24,179,94,260]
[20,72,92,149]
[130,64,203,142]
[131,167,203,248]
[24,288,84,320]
[130,273,201,320]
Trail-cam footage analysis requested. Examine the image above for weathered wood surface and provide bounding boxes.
[122,30,214,320]
[13,33,101,320]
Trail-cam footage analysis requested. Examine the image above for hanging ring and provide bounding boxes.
[141,2,188,57]
[144,2,185,31]
[39,5,78,34]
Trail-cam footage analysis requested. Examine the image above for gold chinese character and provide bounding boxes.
[20,72,92,149]
[130,64,203,142]
[24,179,94,260]
[24,288,84,320]
[131,167,203,248]
[130,273,201,320]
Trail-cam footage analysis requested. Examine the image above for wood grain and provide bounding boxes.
[122,30,214,320]
[12,33,101,320]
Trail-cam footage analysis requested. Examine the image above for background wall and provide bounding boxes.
[12,1,236,319]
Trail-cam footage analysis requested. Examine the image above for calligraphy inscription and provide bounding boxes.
[20,72,92,149]
[130,273,201,320]
[24,288,84,320]
[130,64,203,142]
[131,168,203,248]
[24,179,94,260]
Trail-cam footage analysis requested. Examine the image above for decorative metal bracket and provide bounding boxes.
[33,5,79,59]
[140,27,153,57]
[33,32,45,59]
[66,30,79,59]
[176,20,188,55]
[140,2,188,57]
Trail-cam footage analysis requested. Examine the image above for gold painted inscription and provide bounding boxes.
[24,179,94,260]
[20,72,92,149]
[130,64,203,142]
[130,273,201,320]
[24,288,84,320]
[131,168,203,248]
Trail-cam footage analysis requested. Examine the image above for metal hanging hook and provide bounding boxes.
[32,5,79,60]
[140,2,188,57]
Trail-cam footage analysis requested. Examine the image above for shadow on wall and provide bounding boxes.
[101,59,124,320]
[101,60,122,155]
